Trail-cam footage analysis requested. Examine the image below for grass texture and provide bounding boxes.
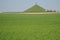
[0,13,60,40]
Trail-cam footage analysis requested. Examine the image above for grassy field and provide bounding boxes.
[0,13,60,40]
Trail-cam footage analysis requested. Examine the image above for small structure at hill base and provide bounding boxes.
[24,4,45,12]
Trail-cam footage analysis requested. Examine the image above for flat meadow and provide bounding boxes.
[0,12,60,40]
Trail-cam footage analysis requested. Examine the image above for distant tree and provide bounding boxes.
[46,10,50,12]
[53,10,56,12]
[46,10,56,12]
[49,10,52,12]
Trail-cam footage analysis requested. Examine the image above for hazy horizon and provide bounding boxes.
[0,0,60,12]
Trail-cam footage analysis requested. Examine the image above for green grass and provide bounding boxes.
[0,13,60,40]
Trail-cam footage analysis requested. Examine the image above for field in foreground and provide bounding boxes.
[0,13,60,40]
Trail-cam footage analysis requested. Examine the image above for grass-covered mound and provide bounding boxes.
[24,4,45,12]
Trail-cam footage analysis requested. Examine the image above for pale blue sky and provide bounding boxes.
[0,0,60,12]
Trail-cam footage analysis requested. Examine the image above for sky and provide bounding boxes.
[0,0,60,12]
